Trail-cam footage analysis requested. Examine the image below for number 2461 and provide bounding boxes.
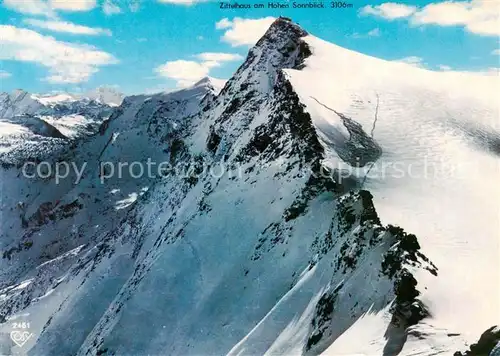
[12,322,30,329]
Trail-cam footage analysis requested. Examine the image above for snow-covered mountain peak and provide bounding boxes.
[83,86,124,107]
[9,89,29,102]
[239,16,311,76]
[0,90,44,119]
[193,76,227,95]
[193,76,212,86]
[257,16,308,42]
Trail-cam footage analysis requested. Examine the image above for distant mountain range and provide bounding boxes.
[0,87,123,166]
[1,87,124,118]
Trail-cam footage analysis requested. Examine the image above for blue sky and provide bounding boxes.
[0,0,499,95]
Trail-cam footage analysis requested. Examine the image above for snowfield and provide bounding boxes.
[286,34,500,353]
[0,18,498,356]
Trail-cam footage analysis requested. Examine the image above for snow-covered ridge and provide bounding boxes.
[285,30,499,353]
[30,87,124,108]
[31,93,75,106]
[0,17,498,356]
[193,76,227,95]
[1,87,123,120]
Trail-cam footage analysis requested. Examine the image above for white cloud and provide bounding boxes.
[362,1,500,36]
[394,56,426,68]
[492,49,500,56]
[0,25,117,83]
[3,0,55,17]
[215,18,232,29]
[0,70,12,79]
[411,0,500,36]
[23,18,112,36]
[195,52,243,62]
[155,60,210,86]
[155,52,243,87]
[3,0,96,16]
[352,28,381,38]
[360,3,417,20]
[216,17,276,47]
[103,0,122,15]
[202,61,221,69]
[49,0,97,12]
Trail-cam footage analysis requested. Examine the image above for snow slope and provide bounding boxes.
[285,34,500,352]
[0,18,498,356]
[0,90,44,119]
[0,77,218,349]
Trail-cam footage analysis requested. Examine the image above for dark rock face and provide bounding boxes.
[206,17,316,167]
[236,71,323,166]
[380,224,438,331]
[309,97,382,168]
[235,17,310,81]
[454,326,500,356]
[39,99,112,119]
[306,283,342,351]
[303,190,438,354]
[358,190,381,225]
[255,17,311,69]
[336,112,382,167]
[4,115,67,139]
[2,199,84,261]
[446,117,500,157]
[283,165,338,222]
[206,127,222,155]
